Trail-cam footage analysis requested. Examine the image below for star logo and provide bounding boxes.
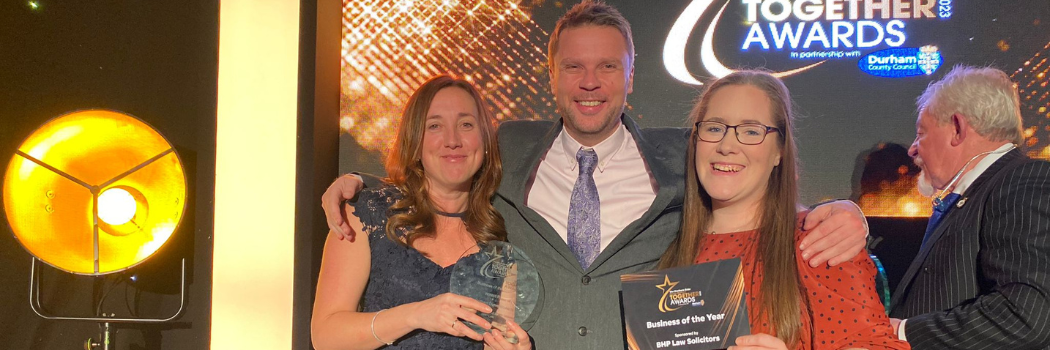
[656,275,679,293]
[657,275,685,313]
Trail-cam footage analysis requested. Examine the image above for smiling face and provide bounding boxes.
[695,84,782,210]
[549,25,634,146]
[419,87,484,193]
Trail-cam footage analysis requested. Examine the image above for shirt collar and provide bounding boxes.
[558,121,628,173]
[953,143,1015,195]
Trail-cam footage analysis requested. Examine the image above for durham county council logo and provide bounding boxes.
[858,45,943,78]
[918,45,942,75]
[656,275,704,313]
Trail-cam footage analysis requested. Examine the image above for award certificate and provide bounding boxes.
[620,258,751,350]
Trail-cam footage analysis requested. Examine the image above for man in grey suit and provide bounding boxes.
[889,66,1050,349]
[323,1,869,348]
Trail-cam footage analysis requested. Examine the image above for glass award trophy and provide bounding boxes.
[450,241,540,343]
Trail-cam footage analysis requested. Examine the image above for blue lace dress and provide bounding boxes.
[351,186,482,350]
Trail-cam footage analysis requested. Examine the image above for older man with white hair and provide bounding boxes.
[890,65,1050,349]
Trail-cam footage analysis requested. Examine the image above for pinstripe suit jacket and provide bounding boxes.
[889,149,1050,349]
[495,115,687,350]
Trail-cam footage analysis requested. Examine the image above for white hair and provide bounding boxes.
[917,65,1023,144]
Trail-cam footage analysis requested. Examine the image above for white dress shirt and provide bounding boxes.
[951,143,1015,196]
[525,123,658,252]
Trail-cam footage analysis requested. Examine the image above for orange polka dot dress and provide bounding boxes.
[693,219,909,350]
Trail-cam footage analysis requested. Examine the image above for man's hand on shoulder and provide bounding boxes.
[322,173,364,240]
[800,200,869,267]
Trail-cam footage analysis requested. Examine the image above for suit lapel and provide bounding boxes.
[588,115,683,272]
[891,149,1023,308]
[502,121,559,206]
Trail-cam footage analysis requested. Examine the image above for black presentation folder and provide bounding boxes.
[621,258,751,350]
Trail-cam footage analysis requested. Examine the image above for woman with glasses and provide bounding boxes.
[658,71,909,350]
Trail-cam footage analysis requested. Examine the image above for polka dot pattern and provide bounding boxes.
[693,217,910,350]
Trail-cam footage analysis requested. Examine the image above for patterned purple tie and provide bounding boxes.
[568,148,601,269]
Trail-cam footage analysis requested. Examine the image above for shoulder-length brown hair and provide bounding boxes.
[384,74,507,247]
[658,70,804,347]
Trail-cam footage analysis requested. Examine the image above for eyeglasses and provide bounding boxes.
[694,121,781,145]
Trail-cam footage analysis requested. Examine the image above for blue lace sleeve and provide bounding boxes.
[349,185,404,240]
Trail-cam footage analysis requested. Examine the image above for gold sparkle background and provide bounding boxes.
[340,0,554,157]
[339,1,1048,218]
[1015,41,1050,160]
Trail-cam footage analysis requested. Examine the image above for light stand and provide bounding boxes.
[29,258,186,350]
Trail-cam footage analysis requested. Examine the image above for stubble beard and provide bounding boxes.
[555,100,624,142]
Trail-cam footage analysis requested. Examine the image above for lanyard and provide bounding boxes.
[932,144,1015,208]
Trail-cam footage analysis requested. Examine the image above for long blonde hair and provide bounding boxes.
[384,75,507,247]
[658,70,804,347]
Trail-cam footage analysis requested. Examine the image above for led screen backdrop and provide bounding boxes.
[339,0,1050,216]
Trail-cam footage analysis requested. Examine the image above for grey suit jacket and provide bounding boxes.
[889,149,1050,349]
[496,115,688,350]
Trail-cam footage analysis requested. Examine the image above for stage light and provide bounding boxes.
[3,109,186,275]
[3,109,187,350]
[98,187,136,226]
